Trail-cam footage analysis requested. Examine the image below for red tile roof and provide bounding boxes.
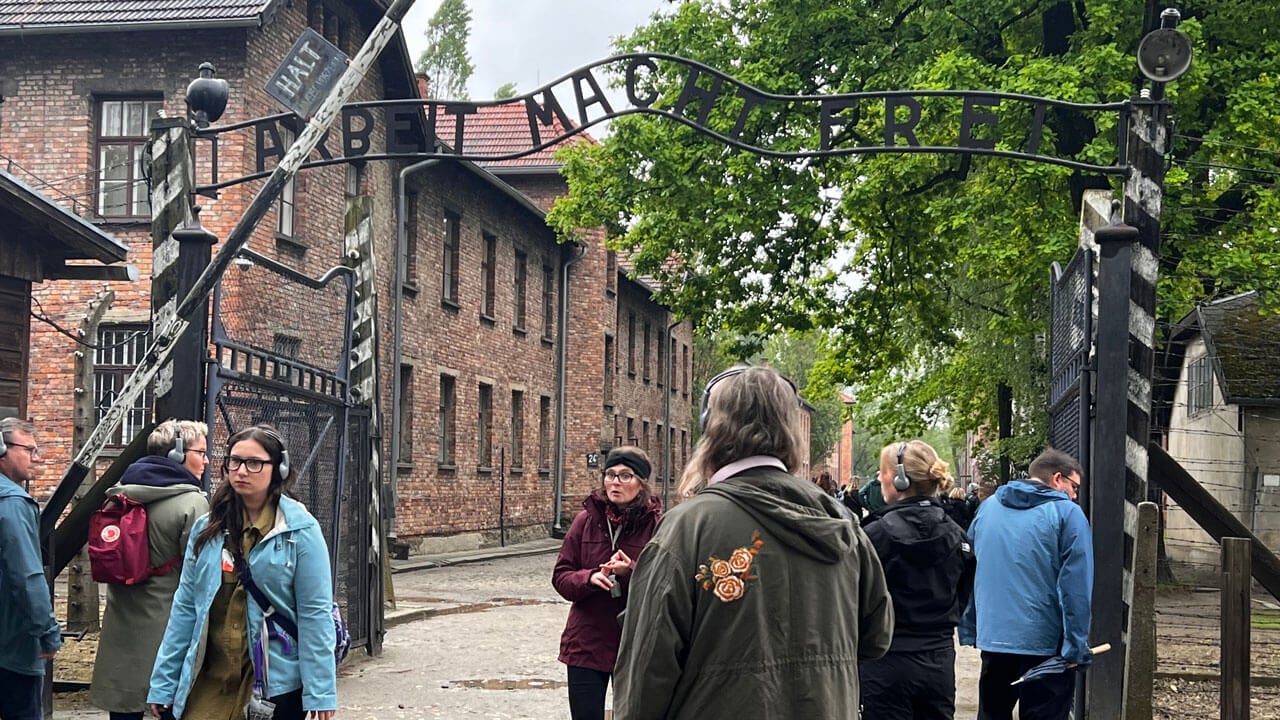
[436,101,597,169]
[0,0,271,30]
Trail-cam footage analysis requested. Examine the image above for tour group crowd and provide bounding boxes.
[0,364,1093,720]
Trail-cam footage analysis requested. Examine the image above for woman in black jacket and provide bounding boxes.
[859,439,975,720]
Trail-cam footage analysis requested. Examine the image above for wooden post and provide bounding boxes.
[1221,537,1251,720]
[65,290,113,633]
[1124,501,1158,720]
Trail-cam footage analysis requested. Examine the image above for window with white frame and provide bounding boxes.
[94,324,153,447]
[97,98,163,219]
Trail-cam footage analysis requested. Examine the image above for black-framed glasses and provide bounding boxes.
[7,442,39,458]
[226,456,270,473]
[603,471,638,484]
[185,448,209,459]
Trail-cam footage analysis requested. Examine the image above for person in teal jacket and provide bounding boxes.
[148,424,336,720]
[0,417,62,720]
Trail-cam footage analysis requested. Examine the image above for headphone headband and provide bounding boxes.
[698,366,799,432]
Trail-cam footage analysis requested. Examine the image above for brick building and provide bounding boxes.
[0,0,691,550]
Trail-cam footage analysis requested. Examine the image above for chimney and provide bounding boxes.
[416,73,430,99]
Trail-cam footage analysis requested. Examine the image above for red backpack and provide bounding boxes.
[88,495,181,585]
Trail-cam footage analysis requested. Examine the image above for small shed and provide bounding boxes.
[0,169,131,417]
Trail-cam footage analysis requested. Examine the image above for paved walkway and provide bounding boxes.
[384,536,983,715]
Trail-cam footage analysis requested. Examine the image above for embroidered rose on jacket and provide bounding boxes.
[695,531,765,603]
[714,576,745,602]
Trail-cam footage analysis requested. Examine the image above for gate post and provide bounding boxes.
[149,117,210,422]
[1085,62,1174,720]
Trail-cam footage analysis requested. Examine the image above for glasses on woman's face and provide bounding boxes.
[225,456,270,473]
[603,471,638,484]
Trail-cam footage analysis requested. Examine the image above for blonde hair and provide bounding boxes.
[879,439,953,497]
[147,419,209,457]
[677,366,804,498]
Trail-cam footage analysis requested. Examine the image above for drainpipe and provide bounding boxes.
[662,317,680,509]
[390,158,441,540]
[552,241,588,537]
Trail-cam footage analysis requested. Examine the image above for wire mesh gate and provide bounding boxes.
[1048,248,1094,470]
[204,249,380,653]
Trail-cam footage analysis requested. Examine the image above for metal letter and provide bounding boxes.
[624,56,659,109]
[672,67,724,127]
[884,95,922,147]
[571,70,614,126]
[959,94,1000,150]
[820,98,858,151]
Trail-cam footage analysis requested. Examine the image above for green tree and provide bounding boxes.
[549,0,1280,461]
[415,0,475,100]
[494,82,519,100]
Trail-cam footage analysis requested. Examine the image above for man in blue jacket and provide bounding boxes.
[960,447,1093,720]
[0,417,62,720]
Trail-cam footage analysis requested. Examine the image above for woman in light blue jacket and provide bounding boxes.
[148,425,336,720]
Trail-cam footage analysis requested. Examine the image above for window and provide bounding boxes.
[681,430,688,467]
[603,335,615,406]
[627,313,636,377]
[478,383,493,469]
[97,98,162,219]
[1188,355,1213,416]
[513,250,528,331]
[271,334,300,382]
[541,264,555,340]
[510,390,524,469]
[642,321,651,383]
[538,395,552,471]
[344,163,365,198]
[94,324,153,447]
[605,249,618,294]
[481,233,497,319]
[442,210,461,304]
[404,192,419,286]
[626,417,635,446]
[438,375,456,465]
[682,344,690,397]
[670,341,678,395]
[657,331,665,388]
[276,126,297,237]
[398,365,414,463]
[642,420,650,452]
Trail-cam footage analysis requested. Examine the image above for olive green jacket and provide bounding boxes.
[614,467,893,720]
[89,481,208,712]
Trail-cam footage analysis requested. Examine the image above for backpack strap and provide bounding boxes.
[226,539,300,644]
[150,554,183,578]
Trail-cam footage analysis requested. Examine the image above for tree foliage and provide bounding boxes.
[549,0,1280,463]
[415,0,475,100]
[494,82,519,100]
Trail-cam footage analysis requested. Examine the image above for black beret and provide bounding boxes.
[603,448,651,479]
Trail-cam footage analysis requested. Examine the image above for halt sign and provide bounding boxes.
[266,28,349,119]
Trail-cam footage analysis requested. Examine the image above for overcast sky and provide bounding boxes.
[401,0,667,101]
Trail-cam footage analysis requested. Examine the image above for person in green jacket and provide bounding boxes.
[613,365,894,720]
[89,419,210,720]
[0,417,61,720]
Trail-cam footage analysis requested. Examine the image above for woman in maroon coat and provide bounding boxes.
[552,446,663,720]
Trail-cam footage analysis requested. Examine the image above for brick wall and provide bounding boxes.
[1,9,694,545]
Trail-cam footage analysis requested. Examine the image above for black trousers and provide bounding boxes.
[860,645,957,719]
[0,667,42,720]
[977,651,1075,720]
[566,665,611,720]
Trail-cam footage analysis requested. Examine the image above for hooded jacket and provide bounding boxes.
[0,474,62,675]
[613,467,894,720]
[863,497,974,652]
[90,456,208,712]
[553,491,662,672]
[959,480,1093,665]
[148,496,337,717]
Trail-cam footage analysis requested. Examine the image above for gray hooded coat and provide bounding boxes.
[89,456,208,713]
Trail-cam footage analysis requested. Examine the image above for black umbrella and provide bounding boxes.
[1011,643,1112,685]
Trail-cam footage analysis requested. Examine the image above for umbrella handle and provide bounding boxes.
[1090,643,1111,655]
